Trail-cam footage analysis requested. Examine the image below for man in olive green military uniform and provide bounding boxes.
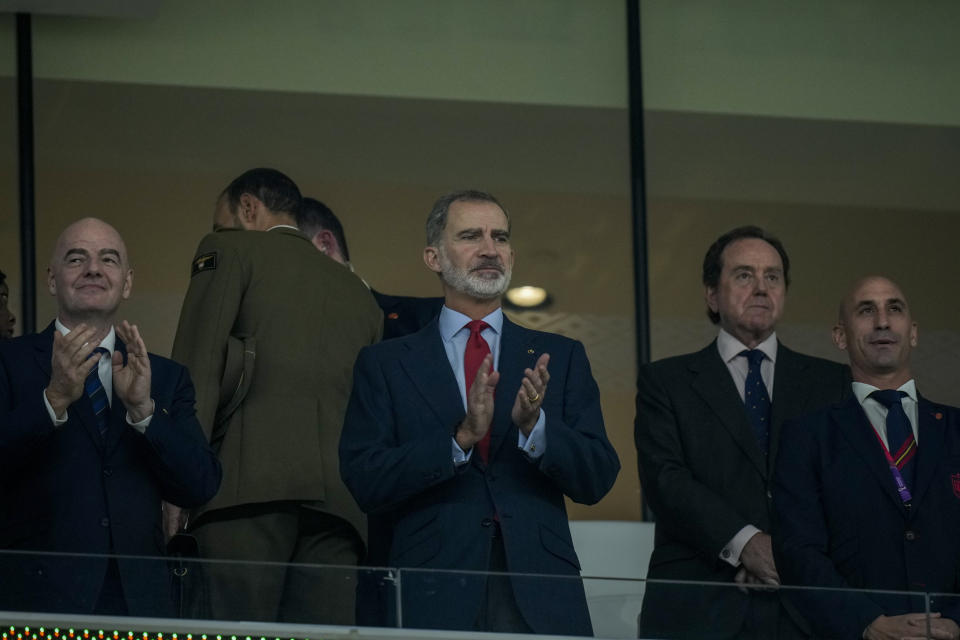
[171,168,382,624]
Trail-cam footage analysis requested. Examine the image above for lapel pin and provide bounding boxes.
[388,312,399,320]
[527,348,535,354]
[935,412,943,420]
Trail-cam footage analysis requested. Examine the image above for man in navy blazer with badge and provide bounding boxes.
[774,276,960,640]
[339,190,620,635]
[0,218,221,616]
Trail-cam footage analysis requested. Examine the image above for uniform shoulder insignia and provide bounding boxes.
[192,252,218,276]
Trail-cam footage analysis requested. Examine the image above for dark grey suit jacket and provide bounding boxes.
[634,339,849,639]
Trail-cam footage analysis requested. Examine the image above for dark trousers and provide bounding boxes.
[476,523,533,633]
[191,501,362,624]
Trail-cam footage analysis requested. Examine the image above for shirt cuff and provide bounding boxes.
[452,437,473,466]
[720,525,761,567]
[43,389,68,427]
[518,409,546,459]
[126,412,153,434]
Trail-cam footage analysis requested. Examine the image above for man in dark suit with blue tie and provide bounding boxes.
[635,226,850,639]
[0,218,221,617]
[339,189,620,635]
[773,276,960,640]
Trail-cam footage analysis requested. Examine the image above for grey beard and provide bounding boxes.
[440,259,511,300]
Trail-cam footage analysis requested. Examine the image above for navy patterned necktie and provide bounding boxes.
[869,389,917,489]
[85,347,110,437]
[740,349,771,455]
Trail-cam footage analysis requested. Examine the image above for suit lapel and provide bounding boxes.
[690,343,767,477]
[398,321,466,435]
[488,317,538,462]
[834,396,908,515]
[35,323,104,449]
[769,344,807,470]
[33,323,55,380]
[909,396,946,511]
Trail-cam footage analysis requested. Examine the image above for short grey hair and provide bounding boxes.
[425,189,510,247]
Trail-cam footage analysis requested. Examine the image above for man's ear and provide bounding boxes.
[704,286,718,314]
[318,229,337,254]
[121,268,133,301]
[238,193,259,228]
[423,246,442,274]
[909,321,918,347]
[832,323,847,351]
[47,266,56,296]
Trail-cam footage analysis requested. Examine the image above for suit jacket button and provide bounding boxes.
[100,517,110,528]
[102,467,113,477]
[904,530,916,541]
[481,518,493,527]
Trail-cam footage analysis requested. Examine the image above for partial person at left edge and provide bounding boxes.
[0,218,221,617]
[0,268,16,339]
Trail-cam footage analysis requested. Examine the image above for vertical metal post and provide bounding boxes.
[626,0,654,521]
[16,12,36,334]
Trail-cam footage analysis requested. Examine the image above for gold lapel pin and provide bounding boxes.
[527,348,535,354]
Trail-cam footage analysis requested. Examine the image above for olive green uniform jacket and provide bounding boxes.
[172,227,382,538]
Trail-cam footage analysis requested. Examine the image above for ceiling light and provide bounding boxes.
[504,285,551,309]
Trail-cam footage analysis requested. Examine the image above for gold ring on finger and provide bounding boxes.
[528,392,540,402]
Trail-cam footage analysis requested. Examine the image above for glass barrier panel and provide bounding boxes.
[3,551,955,640]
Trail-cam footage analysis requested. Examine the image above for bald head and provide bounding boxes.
[52,218,128,266]
[833,276,917,388]
[47,217,133,329]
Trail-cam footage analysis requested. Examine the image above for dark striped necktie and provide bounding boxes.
[869,389,917,489]
[85,347,110,437]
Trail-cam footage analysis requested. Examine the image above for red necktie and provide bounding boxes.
[463,320,492,462]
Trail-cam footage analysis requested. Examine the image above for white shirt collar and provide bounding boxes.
[439,305,504,342]
[54,318,116,354]
[717,328,778,364]
[853,379,918,405]
[265,224,299,232]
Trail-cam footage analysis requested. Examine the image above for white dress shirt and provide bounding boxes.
[852,379,919,447]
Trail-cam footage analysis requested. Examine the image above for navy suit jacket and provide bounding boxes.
[0,323,221,616]
[339,315,620,635]
[370,290,444,341]
[635,341,850,639]
[773,393,960,639]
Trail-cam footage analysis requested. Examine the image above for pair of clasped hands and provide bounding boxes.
[455,352,549,452]
[736,534,959,640]
[44,320,154,424]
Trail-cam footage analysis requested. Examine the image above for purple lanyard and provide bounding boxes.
[870,426,913,506]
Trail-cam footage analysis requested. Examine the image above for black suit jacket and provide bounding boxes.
[339,315,620,634]
[0,323,221,616]
[634,339,849,639]
[773,394,960,640]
